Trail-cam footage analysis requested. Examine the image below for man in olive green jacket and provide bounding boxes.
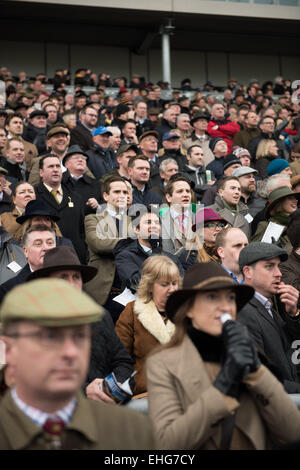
[0,279,154,450]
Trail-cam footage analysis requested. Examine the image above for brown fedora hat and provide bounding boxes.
[27,246,97,283]
[265,186,300,218]
[165,262,254,322]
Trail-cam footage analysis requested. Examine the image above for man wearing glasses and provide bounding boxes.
[0,279,154,449]
[70,104,98,151]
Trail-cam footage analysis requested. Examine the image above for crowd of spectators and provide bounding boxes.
[0,64,300,449]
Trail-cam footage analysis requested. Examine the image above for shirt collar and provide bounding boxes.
[254,291,273,315]
[107,207,124,218]
[11,388,77,428]
[221,264,244,284]
[80,121,95,134]
[43,182,62,194]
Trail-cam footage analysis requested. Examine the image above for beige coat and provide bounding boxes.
[84,210,135,305]
[146,335,300,450]
[116,299,175,395]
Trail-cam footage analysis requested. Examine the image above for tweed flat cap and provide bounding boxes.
[0,279,105,327]
[232,166,257,178]
[239,242,288,270]
[47,125,70,140]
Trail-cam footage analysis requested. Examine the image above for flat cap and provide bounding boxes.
[232,166,257,177]
[116,143,138,157]
[47,125,70,140]
[139,130,159,143]
[0,278,105,328]
[239,242,288,270]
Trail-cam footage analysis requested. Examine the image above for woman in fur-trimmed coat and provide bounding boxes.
[115,255,181,396]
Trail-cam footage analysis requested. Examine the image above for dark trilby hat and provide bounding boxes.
[165,262,254,321]
[29,109,48,119]
[62,145,89,166]
[239,242,288,271]
[27,246,97,283]
[16,199,60,225]
[191,112,210,125]
[265,186,300,218]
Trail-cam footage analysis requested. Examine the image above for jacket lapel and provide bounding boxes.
[133,298,175,344]
[249,297,282,334]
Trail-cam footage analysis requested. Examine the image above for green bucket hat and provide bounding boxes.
[0,278,105,328]
[265,186,300,218]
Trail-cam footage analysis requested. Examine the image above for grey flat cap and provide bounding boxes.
[239,242,288,270]
[232,166,257,178]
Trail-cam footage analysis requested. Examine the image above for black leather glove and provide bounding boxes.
[214,321,257,397]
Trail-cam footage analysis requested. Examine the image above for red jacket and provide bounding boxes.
[207,118,240,154]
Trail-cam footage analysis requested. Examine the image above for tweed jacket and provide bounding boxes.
[115,299,175,395]
[146,334,300,450]
[0,390,154,450]
[84,210,135,305]
[209,194,251,240]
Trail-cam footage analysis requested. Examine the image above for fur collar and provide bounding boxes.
[134,298,175,344]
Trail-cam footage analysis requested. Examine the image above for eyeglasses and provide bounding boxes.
[6,328,90,348]
[71,155,87,161]
[204,222,226,229]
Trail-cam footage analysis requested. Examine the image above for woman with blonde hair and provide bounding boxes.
[255,139,279,178]
[146,262,300,450]
[115,255,180,396]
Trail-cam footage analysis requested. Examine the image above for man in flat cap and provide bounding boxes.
[28,123,70,186]
[0,279,154,449]
[238,242,300,393]
[23,109,48,155]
